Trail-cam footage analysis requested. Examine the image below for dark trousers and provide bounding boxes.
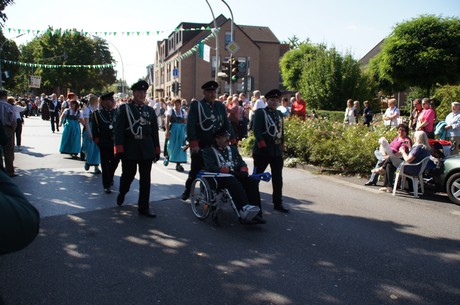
[383,161,397,187]
[253,154,283,205]
[185,151,204,192]
[15,119,22,147]
[99,144,120,189]
[3,126,15,175]
[212,176,261,211]
[50,111,59,132]
[119,158,153,211]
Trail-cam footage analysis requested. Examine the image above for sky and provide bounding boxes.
[3,0,460,86]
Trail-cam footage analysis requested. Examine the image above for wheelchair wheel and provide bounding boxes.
[190,178,212,219]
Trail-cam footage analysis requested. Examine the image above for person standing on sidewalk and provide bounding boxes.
[0,90,17,177]
[92,92,120,194]
[181,80,233,201]
[114,80,160,218]
[48,93,61,133]
[252,89,289,213]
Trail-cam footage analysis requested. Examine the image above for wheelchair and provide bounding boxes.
[190,170,271,224]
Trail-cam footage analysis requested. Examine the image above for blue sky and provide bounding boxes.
[3,0,460,85]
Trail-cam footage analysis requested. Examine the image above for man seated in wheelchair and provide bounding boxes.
[202,128,265,224]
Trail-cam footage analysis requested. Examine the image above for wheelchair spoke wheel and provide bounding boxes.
[190,178,212,219]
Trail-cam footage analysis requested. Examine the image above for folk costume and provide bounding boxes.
[92,92,119,193]
[165,107,187,171]
[82,104,101,172]
[59,107,81,156]
[182,80,234,200]
[114,80,160,217]
[252,89,288,213]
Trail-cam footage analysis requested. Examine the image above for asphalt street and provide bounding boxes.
[1,116,459,305]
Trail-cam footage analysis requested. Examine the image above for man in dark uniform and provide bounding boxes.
[202,128,265,224]
[252,89,289,213]
[181,80,233,200]
[92,92,120,194]
[114,80,161,218]
[48,93,61,133]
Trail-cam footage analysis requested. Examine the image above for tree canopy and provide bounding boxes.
[368,15,460,95]
[15,28,116,95]
[280,41,374,110]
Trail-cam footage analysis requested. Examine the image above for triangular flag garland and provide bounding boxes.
[177,28,219,61]
[1,59,113,69]
[0,26,217,37]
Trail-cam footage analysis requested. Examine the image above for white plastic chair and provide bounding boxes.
[392,156,431,198]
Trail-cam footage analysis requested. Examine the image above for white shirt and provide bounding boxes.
[253,98,266,110]
[384,106,400,127]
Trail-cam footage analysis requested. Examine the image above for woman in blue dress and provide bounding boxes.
[164,98,187,172]
[59,98,82,158]
[81,94,101,173]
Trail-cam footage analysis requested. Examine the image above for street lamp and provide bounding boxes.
[93,35,125,97]
[0,33,25,90]
[205,0,220,83]
[221,0,235,95]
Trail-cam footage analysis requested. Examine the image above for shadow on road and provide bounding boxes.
[0,194,458,305]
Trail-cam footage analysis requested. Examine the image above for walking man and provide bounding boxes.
[252,89,289,213]
[114,80,161,218]
[181,80,233,200]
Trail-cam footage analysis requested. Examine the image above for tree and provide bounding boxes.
[369,15,460,95]
[16,28,116,95]
[280,42,373,110]
[0,31,21,90]
[0,0,15,26]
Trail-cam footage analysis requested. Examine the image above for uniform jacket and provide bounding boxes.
[187,99,232,150]
[92,107,116,147]
[114,102,160,160]
[252,108,284,157]
[202,144,248,174]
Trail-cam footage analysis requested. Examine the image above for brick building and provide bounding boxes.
[153,14,288,101]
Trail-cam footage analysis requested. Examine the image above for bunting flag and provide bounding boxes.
[1,59,113,69]
[177,28,219,62]
[0,26,218,37]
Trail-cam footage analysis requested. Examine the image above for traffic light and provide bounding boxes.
[220,61,230,83]
[242,77,246,91]
[231,58,240,82]
[177,82,181,92]
[172,82,177,94]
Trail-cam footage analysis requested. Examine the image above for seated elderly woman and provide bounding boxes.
[379,131,431,193]
[365,123,412,186]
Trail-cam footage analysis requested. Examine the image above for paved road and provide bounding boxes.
[1,116,459,305]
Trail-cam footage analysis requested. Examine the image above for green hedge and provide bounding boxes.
[240,116,398,174]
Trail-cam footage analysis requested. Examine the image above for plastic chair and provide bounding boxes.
[392,156,431,198]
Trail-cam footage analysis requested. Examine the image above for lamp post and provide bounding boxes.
[205,0,220,83]
[0,33,25,90]
[221,0,234,95]
[93,35,125,97]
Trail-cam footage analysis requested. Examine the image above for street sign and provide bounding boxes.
[226,41,240,54]
[29,75,41,88]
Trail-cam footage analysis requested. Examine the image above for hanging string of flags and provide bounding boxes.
[1,59,113,69]
[0,26,218,37]
[177,29,219,61]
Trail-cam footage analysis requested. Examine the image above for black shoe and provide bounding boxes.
[94,167,102,174]
[364,181,376,186]
[181,190,190,201]
[252,215,266,224]
[274,204,289,213]
[138,210,156,218]
[176,164,184,172]
[116,193,125,206]
[84,163,90,171]
[104,187,111,194]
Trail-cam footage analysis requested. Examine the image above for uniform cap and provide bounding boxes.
[131,80,149,91]
[100,92,115,100]
[214,127,230,138]
[265,89,282,100]
[201,80,218,91]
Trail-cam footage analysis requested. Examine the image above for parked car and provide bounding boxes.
[433,154,460,205]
